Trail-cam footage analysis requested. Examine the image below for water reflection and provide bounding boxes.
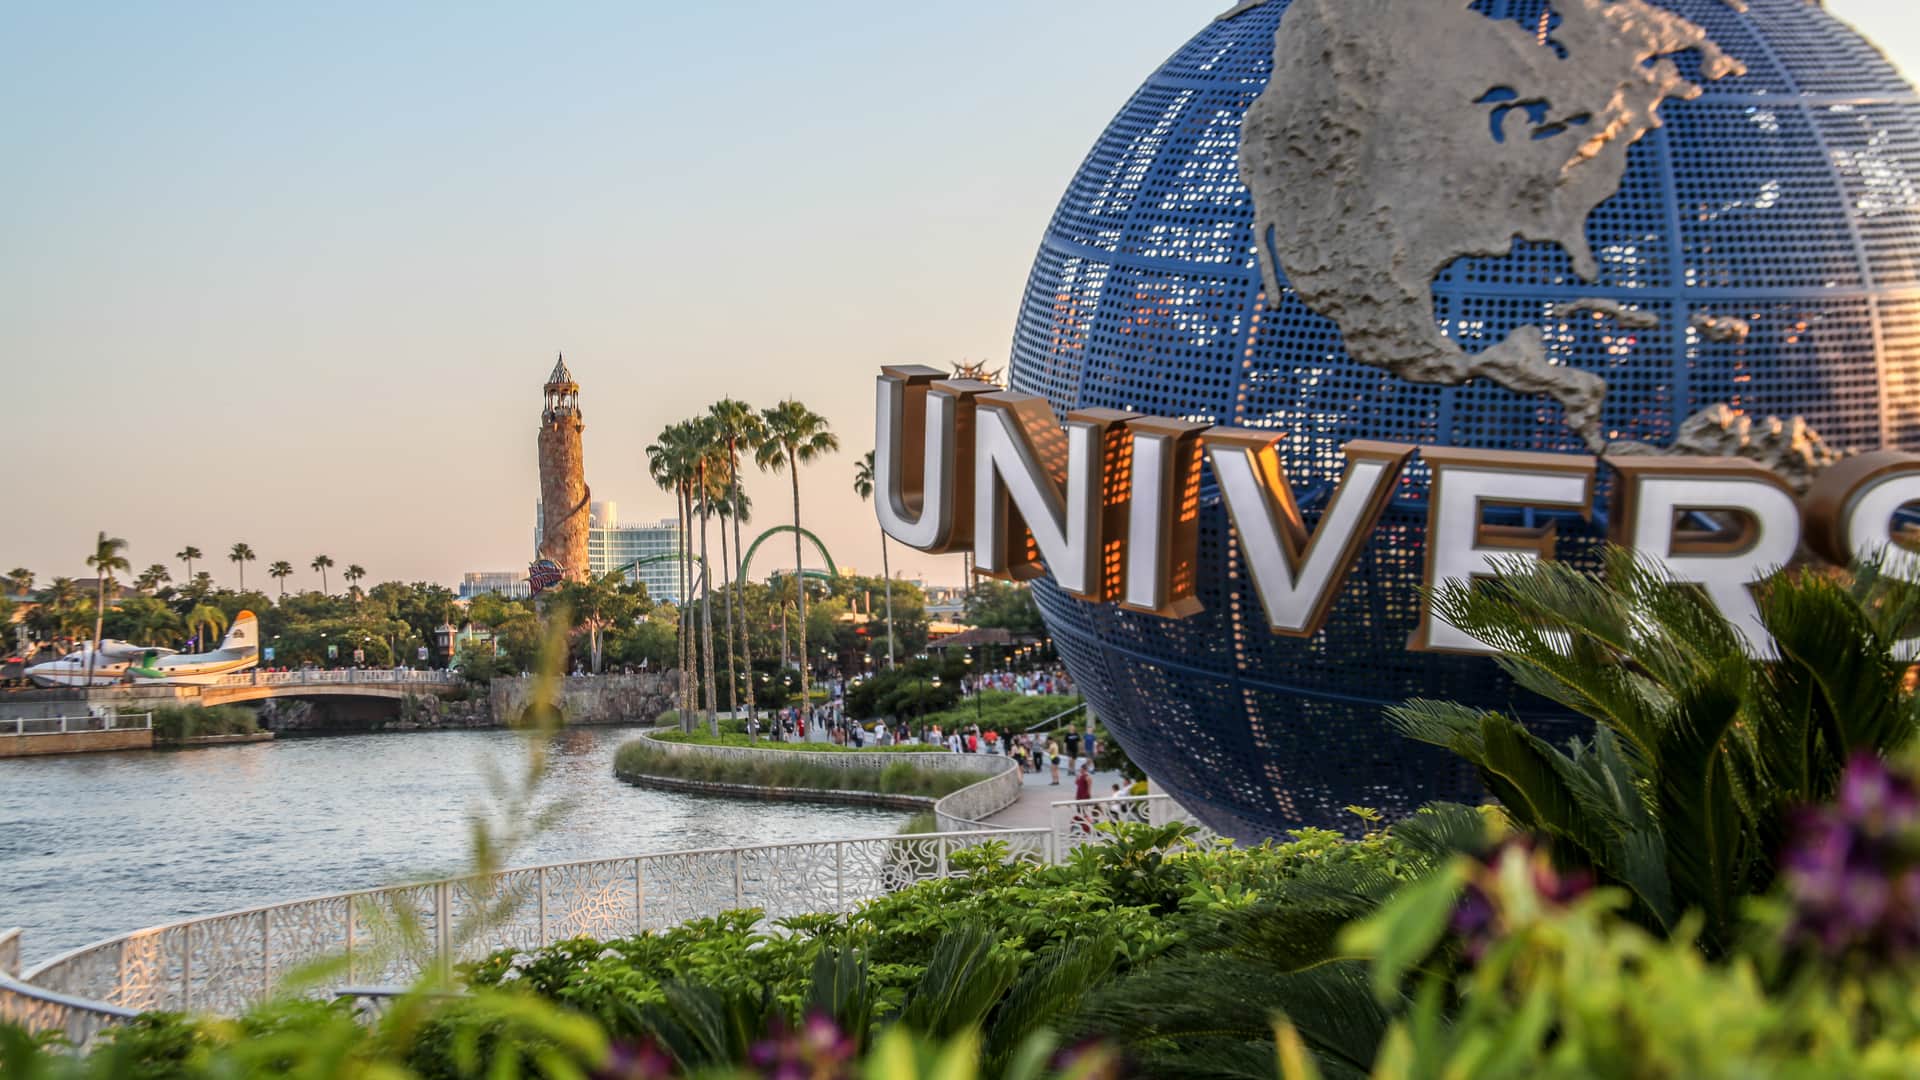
[0,726,906,963]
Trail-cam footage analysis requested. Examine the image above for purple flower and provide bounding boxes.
[747,1013,855,1080]
[1783,755,1920,960]
[1448,837,1591,965]
[598,1039,675,1080]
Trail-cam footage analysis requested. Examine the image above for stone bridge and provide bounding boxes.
[196,669,465,707]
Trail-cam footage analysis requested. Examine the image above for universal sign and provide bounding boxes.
[872,366,1920,661]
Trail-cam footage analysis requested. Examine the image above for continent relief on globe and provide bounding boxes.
[1239,0,1834,479]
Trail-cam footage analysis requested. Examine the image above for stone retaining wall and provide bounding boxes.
[0,729,153,758]
[490,673,677,727]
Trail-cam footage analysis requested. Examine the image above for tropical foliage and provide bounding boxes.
[1391,552,1920,953]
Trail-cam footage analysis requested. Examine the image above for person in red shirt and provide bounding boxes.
[1074,764,1093,801]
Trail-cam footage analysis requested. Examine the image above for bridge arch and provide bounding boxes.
[739,526,838,583]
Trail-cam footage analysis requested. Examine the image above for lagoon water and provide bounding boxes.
[0,726,907,965]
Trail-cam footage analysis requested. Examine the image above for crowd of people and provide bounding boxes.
[736,666,1103,781]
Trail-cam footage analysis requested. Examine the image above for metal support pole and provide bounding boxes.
[260,911,272,998]
[634,859,646,933]
[835,843,845,912]
[537,868,549,947]
[182,923,192,1011]
[433,883,451,976]
[733,851,744,906]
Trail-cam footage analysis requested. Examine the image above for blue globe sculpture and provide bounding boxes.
[1008,0,1920,839]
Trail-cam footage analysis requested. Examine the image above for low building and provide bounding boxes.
[460,572,531,600]
[535,500,683,603]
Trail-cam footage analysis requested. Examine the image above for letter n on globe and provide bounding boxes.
[972,393,1132,602]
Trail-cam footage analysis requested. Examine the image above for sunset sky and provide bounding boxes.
[3,1,1916,591]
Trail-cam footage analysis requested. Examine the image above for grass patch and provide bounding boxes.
[895,811,939,835]
[152,705,259,743]
[915,692,1082,732]
[614,741,983,799]
[650,730,941,753]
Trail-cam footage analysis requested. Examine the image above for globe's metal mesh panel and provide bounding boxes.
[1009,0,1920,839]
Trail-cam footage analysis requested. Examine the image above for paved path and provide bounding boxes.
[985,762,1127,829]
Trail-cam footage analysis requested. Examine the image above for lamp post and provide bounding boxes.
[964,652,980,729]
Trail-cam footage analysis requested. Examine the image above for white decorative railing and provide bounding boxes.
[1050,794,1220,854]
[1,828,1051,1046]
[209,669,463,689]
[3,713,152,737]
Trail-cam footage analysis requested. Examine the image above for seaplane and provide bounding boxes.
[128,611,261,685]
[25,641,179,687]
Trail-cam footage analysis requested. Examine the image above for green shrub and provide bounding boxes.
[915,692,1080,734]
[150,705,259,743]
[612,741,985,799]
[649,729,939,753]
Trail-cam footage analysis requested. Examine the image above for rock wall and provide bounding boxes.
[489,673,678,728]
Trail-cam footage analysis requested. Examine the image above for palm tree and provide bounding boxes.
[1390,550,1920,955]
[269,560,295,598]
[703,453,751,720]
[648,421,702,731]
[853,451,897,670]
[176,546,202,582]
[135,564,170,595]
[229,543,256,590]
[6,568,33,598]
[755,400,839,708]
[710,398,766,722]
[311,554,335,594]
[344,564,366,599]
[84,532,131,684]
[690,416,723,736]
[184,604,229,651]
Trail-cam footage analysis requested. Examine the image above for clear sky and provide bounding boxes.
[2,1,1916,591]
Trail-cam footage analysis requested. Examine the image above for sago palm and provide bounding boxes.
[710,397,765,723]
[311,553,334,594]
[755,399,838,707]
[229,542,256,590]
[1389,549,1920,954]
[84,532,131,683]
[853,451,896,669]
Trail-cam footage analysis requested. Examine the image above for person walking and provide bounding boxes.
[1047,738,1062,785]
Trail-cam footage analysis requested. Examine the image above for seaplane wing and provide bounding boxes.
[129,611,260,685]
[96,640,177,662]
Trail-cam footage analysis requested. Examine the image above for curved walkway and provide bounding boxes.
[983,764,1127,829]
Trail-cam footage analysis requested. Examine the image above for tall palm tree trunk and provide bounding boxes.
[879,530,896,669]
[679,484,695,733]
[88,577,106,686]
[730,445,758,725]
[718,518,738,717]
[697,481,719,737]
[788,449,810,708]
